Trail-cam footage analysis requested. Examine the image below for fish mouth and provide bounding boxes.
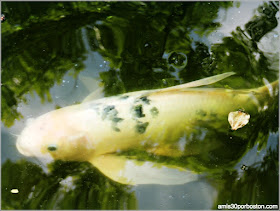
[16,140,32,156]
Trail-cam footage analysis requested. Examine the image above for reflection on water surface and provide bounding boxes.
[1,1,279,210]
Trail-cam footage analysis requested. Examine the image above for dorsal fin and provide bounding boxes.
[160,72,235,92]
[82,72,236,103]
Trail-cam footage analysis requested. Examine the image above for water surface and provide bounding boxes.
[1,1,279,209]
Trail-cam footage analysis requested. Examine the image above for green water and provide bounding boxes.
[1,1,279,210]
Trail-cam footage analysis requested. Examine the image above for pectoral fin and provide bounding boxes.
[89,154,199,185]
[79,75,105,103]
[82,87,105,103]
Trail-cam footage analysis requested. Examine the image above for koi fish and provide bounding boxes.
[16,72,278,185]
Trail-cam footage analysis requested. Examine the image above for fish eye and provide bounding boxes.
[47,144,57,151]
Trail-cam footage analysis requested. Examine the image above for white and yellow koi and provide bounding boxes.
[16,72,278,185]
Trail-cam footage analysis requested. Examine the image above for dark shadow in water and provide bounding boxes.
[213,142,279,207]
[1,160,137,209]
[1,1,279,209]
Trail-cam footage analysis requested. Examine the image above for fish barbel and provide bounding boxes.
[16,72,278,185]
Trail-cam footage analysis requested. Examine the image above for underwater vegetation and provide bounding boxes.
[1,160,137,209]
[1,1,279,210]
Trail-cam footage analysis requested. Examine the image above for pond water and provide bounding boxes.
[1,1,279,210]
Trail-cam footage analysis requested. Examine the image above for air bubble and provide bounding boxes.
[168,52,187,67]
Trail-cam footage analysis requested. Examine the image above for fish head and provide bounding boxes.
[16,107,96,165]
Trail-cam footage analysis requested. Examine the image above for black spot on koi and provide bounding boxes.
[102,105,123,132]
[150,107,159,117]
[135,121,149,134]
[139,96,151,105]
[112,117,123,132]
[112,117,124,123]
[120,95,129,100]
[133,104,145,118]
[134,96,151,105]
[103,105,115,113]
[112,126,121,132]
[102,105,117,120]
